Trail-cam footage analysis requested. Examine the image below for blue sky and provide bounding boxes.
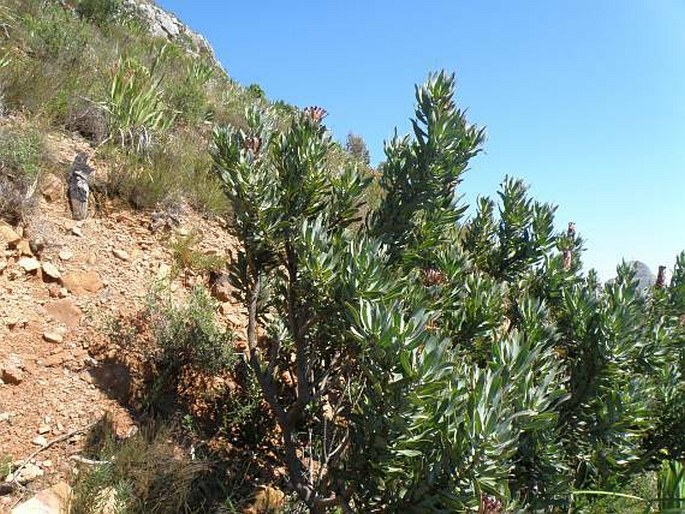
[158,0,685,279]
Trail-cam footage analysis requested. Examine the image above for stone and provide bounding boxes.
[0,412,9,422]
[37,425,51,435]
[6,318,27,330]
[16,239,33,256]
[211,273,232,302]
[46,283,61,298]
[157,263,171,279]
[71,225,83,237]
[68,152,92,221]
[45,299,83,327]
[42,352,67,367]
[0,221,20,246]
[60,270,104,295]
[58,249,73,261]
[40,173,64,203]
[7,462,44,485]
[29,237,45,257]
[32,435,48,447]
[1,366,23,385]
[42,262,61,280]
[10,481,70,513]
[43,331,64,343]
[18,257,40,272]
[112,248,130,261]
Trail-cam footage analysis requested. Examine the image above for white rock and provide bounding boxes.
[7,462,44,485]
[10,481,70,513]
[32,435,48,447]
[112,248,130,261]
[43,332,64,343]
[58,250,73,261]
[18,257,40,272]
[42,262,61,280]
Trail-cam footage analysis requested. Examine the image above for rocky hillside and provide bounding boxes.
[0,1,316,511]
[0,125,250,512]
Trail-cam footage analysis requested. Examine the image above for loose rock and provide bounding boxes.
[7,461,44,485]
[1,367,24,385]
[18,257,40,272]
[40,173,64,203]
[112,248,130,261]
[43,331,64,343]
[42,262,61,280]
[0,221,20,246]
[16,240,33,257]
[61,270,104,295]
[32,435,48,447]
[45,299,83,327]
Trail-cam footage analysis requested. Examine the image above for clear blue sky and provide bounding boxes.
[159,0,685,280]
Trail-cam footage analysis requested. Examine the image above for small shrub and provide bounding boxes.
[104,54,176,153]
[75,0,122,26]
[170,232,226,275]
[345,132,370,165]
[65,100,109,143]
[70,416,214,514]
[167,60,214,124]
[246,83,265,100]
[101,129,229,214]
[0,454,11,477]
[0,125,45,222]
[147,285,236,375]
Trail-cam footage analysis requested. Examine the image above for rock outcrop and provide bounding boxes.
[122,0,221,68]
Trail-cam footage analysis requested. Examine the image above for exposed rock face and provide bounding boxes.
[628,261,656,291]
[122,0,221,67]
[609,261,656,292]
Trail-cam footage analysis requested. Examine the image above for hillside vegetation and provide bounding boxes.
[0,1,684,513]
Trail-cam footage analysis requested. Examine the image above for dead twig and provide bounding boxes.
[69,455,111,466]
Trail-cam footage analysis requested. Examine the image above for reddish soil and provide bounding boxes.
[0,132,243,511]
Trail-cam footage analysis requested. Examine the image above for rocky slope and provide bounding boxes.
[0,127,244,512]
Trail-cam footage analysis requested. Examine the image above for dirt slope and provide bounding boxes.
[0,131,242,511]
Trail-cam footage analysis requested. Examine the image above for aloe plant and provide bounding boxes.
[658,461,685,512]
[103,53,176,153]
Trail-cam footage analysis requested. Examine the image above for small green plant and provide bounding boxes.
[246,83,265,100]
[658,461,685,512]
[147,284,236,376]
[0,453,12,477]
[70,416,212,514]
[0,125,44,178]
[104,54,176,152]
[0,124,46,222]
[75,0,122,26]
[170,232,226,275]
[138,284,237,414]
